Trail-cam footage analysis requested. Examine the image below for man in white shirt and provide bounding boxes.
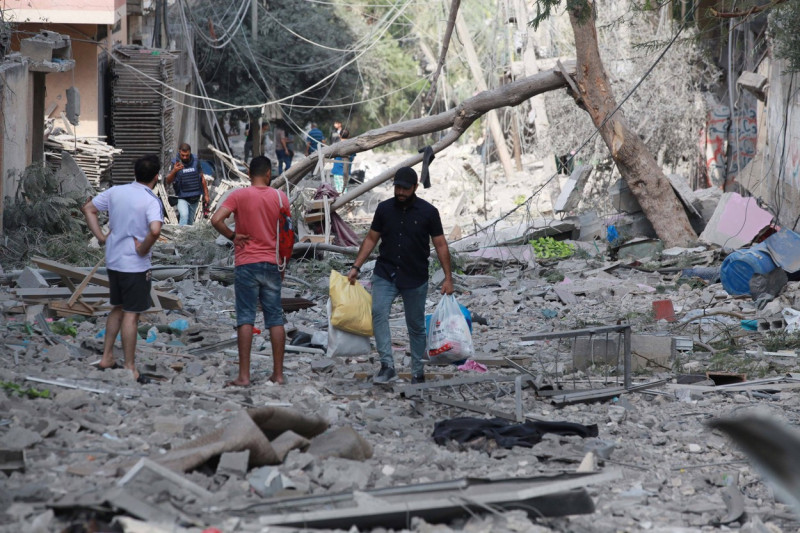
[82,155,163,383]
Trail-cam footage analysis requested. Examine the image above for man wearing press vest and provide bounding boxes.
[166,143,210,226]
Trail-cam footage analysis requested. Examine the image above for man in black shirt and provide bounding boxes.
[347,167,454,384]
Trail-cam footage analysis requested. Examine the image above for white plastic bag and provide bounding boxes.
[783,307,800,333]
[326,300,371,357]
[426,294,474,364]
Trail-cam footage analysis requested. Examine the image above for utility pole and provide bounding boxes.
[514,0,549,144]
[454,10,514,180]
[251,0,258,41]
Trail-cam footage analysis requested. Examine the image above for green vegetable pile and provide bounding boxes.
[1,381,51,399]
[529,236,575,259]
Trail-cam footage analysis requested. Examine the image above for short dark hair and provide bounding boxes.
[134,155,160,183]
[340,129,350,139]
[249,155,272,178]
[179,142,191,152]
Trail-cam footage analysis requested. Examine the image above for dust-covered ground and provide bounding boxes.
[2,147,800,533]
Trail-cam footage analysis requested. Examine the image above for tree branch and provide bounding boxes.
[272,62,575,192]
[709,0,788,19]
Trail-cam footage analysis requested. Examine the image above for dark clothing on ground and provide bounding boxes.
[432,417,599,449]
[370,196,444,289]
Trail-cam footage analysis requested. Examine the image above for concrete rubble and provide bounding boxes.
[3,148,800,532]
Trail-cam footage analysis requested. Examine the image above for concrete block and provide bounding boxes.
[20,39,54,62]
[554,165,593,213]
[16,267,49,289]
[217,450,250,478]
[737,71,768,100]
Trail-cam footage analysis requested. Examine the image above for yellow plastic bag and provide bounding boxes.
[329,270,373,336]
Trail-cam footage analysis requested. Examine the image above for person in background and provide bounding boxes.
[81,155,163,383]
[274,120,294,175]
[166,143,209,226]
[330,120,343,144]
[331,128,354,194]
[305,122,325,156]
[347,166,454,385]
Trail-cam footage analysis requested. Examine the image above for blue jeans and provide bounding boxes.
[276,149,293,175]
[371,276,428,376]
[177,197,199,226]
[234,262,284,328]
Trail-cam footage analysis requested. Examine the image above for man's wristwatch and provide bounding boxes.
[350,264,361,272]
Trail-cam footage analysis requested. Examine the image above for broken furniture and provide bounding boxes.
[301,197,333,244]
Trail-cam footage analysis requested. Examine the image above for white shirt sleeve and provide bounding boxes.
[147,197,164,224]
[92,189,111,212]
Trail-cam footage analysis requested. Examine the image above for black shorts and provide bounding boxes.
[108,269,152,313]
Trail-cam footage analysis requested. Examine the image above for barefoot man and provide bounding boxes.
[211,156,287,385]
[82,155,163,382]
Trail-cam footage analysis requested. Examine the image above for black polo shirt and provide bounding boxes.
[370,195,444,289]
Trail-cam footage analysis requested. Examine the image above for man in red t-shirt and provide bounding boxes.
[211,156,289,386]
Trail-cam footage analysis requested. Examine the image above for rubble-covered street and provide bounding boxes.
[4,145,800,533]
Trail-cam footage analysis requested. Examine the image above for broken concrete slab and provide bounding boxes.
[307,426,373,461]
[216,450,250,478]
[58,152,94,198]
[667,174,702,220]
[15,267,49,289]
[699,192,773,250]
[554,165,593,213]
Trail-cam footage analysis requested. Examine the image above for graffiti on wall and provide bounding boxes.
[787,137,800,191]
[703,104,729,188]
[701,101,758,189]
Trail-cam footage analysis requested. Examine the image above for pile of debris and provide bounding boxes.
[4,148,800,532]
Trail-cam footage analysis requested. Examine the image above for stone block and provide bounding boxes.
[217,450,250,478]
[554,165,593,213]
[16,267,49,289]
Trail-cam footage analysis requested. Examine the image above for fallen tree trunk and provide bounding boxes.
[274,62,576,208]
[567,3,697,248]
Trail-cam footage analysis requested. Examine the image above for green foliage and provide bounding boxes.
[763,331,800,352]
[50,320,78,337]
[772,1,800,73]
[194,0,361,126]
[530,236,575,259]
[0,164,101,270]
[544,270,565,283]
[3,165,84,234]
[530,0,592,30]
[1,381,51,399]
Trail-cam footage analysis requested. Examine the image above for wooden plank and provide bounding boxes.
[14,287,111,297]
[49,299,96,316]
[31,257,182,310]
[68,257,104,307]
